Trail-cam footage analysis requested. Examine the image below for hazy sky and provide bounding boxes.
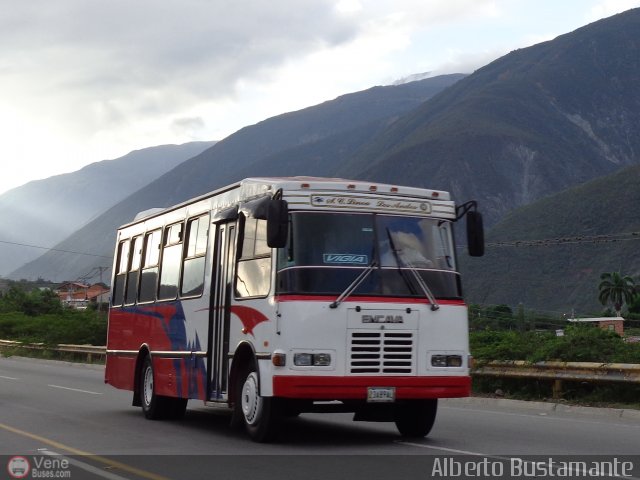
[1,0,638,195]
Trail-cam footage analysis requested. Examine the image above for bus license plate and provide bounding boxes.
[367,387,396,403]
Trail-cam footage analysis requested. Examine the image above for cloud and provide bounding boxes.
[588,0,640,20]
[171,116,206,138]
[0,0,359,132]
[0,0,502,142]
[2,0,634,195]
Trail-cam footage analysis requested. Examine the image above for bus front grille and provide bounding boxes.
[348,331,415,374]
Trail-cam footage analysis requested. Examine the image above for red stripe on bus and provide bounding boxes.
[273,375,471,399]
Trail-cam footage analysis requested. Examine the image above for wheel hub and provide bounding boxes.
[143,366,153,407]
[241,372,262,425]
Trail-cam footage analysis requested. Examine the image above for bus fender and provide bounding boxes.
[228,342,257,406]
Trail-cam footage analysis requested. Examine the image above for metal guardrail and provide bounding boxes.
[472,360,640,398]
[0,339,106,362]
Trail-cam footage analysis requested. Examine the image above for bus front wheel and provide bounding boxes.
[236,365,280,442]
[394,399,438,438]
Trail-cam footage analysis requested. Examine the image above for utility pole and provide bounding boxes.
[96,266,109,314]
[96,266,108,286]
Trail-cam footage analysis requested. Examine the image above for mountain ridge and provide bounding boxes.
[338,8,640,225]
[460,163,640,314]
[0,141,214,276]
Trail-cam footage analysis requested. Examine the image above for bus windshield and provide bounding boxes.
[276,212,462,299]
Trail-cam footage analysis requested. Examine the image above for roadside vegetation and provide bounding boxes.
[469,300,640,407]
[0,283,107,361]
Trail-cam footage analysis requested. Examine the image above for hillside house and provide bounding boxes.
[56,282,110,309]
[568,317,624,336]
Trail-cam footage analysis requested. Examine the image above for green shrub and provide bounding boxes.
[470,324,640,363]
[0,285,63,316]
[470,330,554,362]
[0,311,107,345]
[529,324,640,363]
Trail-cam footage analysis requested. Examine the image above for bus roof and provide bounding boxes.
[244,177,450,200]
[126,176,453,227]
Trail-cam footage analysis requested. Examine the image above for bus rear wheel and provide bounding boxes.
[394,399,438,438]
[236,365,281,442]
[140,355,187,420]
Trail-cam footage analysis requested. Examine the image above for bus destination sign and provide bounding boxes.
[310,194,431,214]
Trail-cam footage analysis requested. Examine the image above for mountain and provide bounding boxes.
[337,8,640,226]
[0,142,214,277]
[10,74,464,281]
[460,164,640,315]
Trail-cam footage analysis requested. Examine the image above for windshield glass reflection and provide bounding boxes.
[276,212,461,299]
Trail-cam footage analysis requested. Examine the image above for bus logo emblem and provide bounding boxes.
[323,254,368,265]
[362,315,404,324]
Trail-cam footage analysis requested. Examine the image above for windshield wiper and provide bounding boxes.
[329,259,377,309]
[386,228,439,311]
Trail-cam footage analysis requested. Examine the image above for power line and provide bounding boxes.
[486,231,640,248]
[76,266,111,284]
[4,228,640,264]
[0,239,113,259]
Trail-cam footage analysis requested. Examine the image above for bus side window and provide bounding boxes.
[139,230,161,303]
[125,236,143,305]
[112,239,130,307]
[236,217,271,298]
[158,222,183,301]
[181,215,208,297]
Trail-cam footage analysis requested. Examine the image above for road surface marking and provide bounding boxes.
[395,441,487,456]
[0,422,170,480]
[443,405,640,429]
[39,448,130,480]
[0,375,18,380]
[48,384,103,395]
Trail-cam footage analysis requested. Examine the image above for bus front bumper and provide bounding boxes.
[272,375,471,400]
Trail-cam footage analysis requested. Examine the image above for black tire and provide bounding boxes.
[235,364,281,442]
[139,355,187,420]
[394,399,438,438]
[169,397,188,420]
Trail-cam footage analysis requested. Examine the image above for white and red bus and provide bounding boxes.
[105,177,484,442]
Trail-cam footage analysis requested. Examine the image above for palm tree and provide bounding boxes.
[598,272,635,316]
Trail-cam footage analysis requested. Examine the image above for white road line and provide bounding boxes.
[395,441,488,456]
[442,405,640,429]
[0,375,18,380]
[47,384,102,395]
[39,449,131,480]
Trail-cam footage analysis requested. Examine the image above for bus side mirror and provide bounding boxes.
[267,199,289,248]
[466,210,485,257]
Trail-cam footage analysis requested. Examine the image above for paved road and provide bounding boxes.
[1,356,639,479]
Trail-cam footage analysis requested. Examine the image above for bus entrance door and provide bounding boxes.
[207,221,236,401]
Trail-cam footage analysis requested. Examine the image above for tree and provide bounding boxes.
[598,272,635,316]
[0,284,62,316]
[469,304,517,331]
